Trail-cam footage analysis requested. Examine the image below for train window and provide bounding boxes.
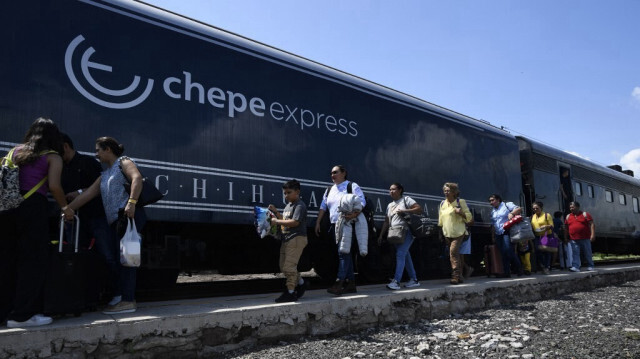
[574,182,582,196]
[619,194,627,205]
[587,185,594,198]
[634,197,639,213]
[605,190,613,202]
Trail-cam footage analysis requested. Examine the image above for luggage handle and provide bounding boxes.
[58,215,80,253]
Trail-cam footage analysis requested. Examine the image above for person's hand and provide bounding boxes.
[61,206,75,221]
[267,204,277,213]
[315,222,321,237]
[124,202,136,218]
[377,236,383,246]
[507,213,514,220]
[590,236,596,242]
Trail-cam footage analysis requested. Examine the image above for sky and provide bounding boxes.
[144,0,640,176]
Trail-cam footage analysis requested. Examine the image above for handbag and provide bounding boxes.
[509,217,535,243]
[539,232,559,253]
[120,162,164,207]
[401,197,433,238]
[120,218,142,267]
[502,214,523,231]
[387,225,406,244]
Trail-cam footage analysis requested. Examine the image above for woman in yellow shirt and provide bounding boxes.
[531,201,554,274]
[438,182,472,284]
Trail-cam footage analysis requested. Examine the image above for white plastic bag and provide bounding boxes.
[120,218,141,267]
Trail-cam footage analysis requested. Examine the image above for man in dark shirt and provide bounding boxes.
[61,134,113,305]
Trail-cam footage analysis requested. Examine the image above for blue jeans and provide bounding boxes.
[534,236,551,270]
[331,225,355,281]
[496,234,521,276]
[103,209,146,302]
[394,232,417,282]
[570,239,594,269]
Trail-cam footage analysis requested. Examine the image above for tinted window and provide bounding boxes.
[619,194,627,205]
[587,185,594,198]
[605,190,613,202]
[574,182,582,196]
[633,197,639,213]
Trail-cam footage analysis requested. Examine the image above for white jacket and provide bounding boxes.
[335,193,368,256]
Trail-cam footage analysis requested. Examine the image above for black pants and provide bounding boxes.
[0,193,49,322]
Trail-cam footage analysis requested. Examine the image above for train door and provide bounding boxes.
[559,165,573,215]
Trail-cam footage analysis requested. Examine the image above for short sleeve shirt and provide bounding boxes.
[319,181,365,223]
[565,212,593,240]
[531,212,554,236]
[386,196,418,228]
[490,201,517,235]
[281,199,307,242]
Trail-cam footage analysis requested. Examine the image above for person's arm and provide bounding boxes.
[66,177,101,219]
[378,215,390,245]
[459,199,473,223]
[589,220,595,242]
[315,209,326,236]
[121,158,143,218]
[506,202,522,219]
[47,154,73,218]
[397,197,422,215]
[65,157,102,201]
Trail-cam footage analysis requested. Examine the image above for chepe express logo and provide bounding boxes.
[65,35,154,109]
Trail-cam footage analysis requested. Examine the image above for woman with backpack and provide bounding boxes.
[0,117,73,328]
[438,182,473,284]
[314,165,366,296]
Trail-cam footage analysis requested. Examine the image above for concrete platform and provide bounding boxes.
[2,264,640,358]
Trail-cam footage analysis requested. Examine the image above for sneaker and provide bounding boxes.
[295,279,308,299]
[103,300,137,315]
[569,267,580,272]
[386,280,401,290]
[405,279,420,288]
[586,267,594,271]
[108,295,122,306]
[542,268,550,275]
[7,314,53,328]
[450,278,460,285]
[275,291,297,303]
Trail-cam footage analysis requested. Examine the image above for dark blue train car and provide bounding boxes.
[518,137,640,254]
[1,0,523,283]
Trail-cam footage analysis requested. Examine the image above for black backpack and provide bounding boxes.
[325,181,374,218]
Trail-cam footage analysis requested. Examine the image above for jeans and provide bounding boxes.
[496,234,521,276]
[570,239,594,269]
[394,232,417,282]
[534,236,551,270]
[103,209,146,302]
[330,225,355,281]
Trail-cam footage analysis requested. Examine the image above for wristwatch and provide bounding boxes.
[77,189,83,194]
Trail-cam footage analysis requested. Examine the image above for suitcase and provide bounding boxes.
[44,216,86,316]
[484,244,504,277]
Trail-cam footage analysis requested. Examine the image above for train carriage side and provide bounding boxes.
[518,137,640,254]
[1,0,522,284]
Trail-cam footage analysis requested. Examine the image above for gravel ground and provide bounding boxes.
[223,280,640,359]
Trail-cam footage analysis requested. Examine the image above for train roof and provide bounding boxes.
[102,0,515,139]
[517,136,640,186]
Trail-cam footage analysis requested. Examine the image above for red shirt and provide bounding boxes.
[565,212,593,240]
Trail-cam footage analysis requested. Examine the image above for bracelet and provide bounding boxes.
[128,198,138,204]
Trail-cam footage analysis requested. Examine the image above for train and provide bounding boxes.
[1,0,639,287]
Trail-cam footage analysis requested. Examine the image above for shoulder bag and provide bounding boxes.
[120,160,164,207]
[401,197,433,238]
[539,232,559,253]
[509,217,536,243]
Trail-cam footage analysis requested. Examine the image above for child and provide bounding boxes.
[518,240,532,275]
[268,180,308,303]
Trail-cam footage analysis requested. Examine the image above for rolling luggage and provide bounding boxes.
[484,244,503,277]
[44,216,86,316]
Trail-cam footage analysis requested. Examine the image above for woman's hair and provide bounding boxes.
[333,164,347,180]
[14,117,63,166]
[443,182,460,197]
[390,182,404,194]
[96,136,125,157]
[533,201,544,209]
